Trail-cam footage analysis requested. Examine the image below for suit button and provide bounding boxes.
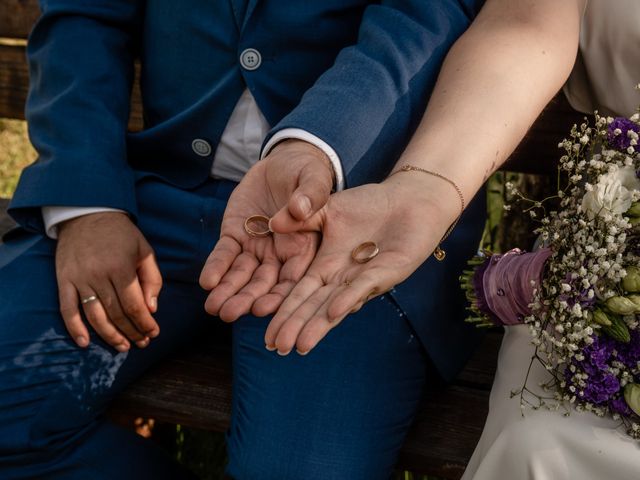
[239,48,262,71]
[192,139,212,157]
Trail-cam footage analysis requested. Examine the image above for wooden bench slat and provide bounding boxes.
[453,330,501,390]
[0,0,39,39]
[111,343,233,433]
[398,385,489,479]
[0,44,144,130]
[0,45,29,121]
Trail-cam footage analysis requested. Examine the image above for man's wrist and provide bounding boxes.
[42,206,128,239]
[57,211,129,238]
[271,139,336,187]
[261,129,345,191]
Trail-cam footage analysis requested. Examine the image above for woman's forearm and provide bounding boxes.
[391,0,585,221]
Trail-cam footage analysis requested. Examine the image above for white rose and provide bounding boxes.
[581,166,640,219]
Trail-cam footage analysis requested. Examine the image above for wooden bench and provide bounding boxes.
[0,2,586,477]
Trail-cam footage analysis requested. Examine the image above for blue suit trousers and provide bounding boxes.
[0,175,432,479]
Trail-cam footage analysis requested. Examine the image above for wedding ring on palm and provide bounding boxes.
[244,214,272,238]
[351,241,379,263]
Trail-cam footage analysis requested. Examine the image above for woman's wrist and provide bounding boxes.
[380,169,463,240]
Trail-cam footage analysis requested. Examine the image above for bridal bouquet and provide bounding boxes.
[461,101,640,436]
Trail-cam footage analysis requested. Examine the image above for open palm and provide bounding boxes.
[265,177,454,355]
[199,141,333,322]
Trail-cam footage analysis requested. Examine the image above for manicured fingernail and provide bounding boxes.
[265,344,277,351]
[147,328,160,339]
[149,296,158,311]
[296,349,310,356]
[76,336,88,348]
[116,343,129,353]
[136,338,150,348]
[277,349,291,356]
[298,195,311,216]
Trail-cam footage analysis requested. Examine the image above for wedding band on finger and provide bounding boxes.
[351,241,379,264]
[244,215,272,238]
[81,295,99,305]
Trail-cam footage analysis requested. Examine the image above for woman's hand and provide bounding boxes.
[263,173,460,355]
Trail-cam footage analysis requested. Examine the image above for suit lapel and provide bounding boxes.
[229,0,245,32]
[241,0,259,31]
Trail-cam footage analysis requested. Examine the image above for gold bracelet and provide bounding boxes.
[390,164,465,261]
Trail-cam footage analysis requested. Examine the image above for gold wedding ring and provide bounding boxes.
[244,215,272,238]
[81,295,99,305]
[351,241,380,264]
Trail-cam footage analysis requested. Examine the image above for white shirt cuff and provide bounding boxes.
[42,206,126,239]
[261,128,345,191]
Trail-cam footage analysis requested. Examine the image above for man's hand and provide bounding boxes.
[199,139,334,322]
[265,173,460,355]
[56,212,162,351]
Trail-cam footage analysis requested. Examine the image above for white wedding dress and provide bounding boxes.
[462,1,640,479]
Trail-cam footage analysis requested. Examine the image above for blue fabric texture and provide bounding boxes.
[1,0,488,476]
[1,177,433,479]
[10,0,483,227]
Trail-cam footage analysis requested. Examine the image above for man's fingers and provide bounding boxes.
[251,280,296,317]
[270,162,332,233]
[94,282,149,346]
[204,252,259,317]
[138,251,162,314]
[200,236,242,290]
[291,161,333,220]
[112,271,160,339]
[58,283,90,348]
[80,289,130,352]
[218,260,280,322]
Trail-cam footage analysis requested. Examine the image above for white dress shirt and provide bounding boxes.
[43,89,344,238]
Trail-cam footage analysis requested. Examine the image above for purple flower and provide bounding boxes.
[616,329,640,368]
[566,334,620,405]
[565,331,640,415]
[610,396,634,417]
[607,117,640,151]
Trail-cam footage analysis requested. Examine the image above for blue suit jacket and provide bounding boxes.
[10,0,485,381]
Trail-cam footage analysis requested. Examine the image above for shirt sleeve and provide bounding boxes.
[42,206,127,239]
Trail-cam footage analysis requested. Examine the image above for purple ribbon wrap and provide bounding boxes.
[474,247,552,326]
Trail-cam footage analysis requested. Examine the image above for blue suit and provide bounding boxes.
[1,0,485,478]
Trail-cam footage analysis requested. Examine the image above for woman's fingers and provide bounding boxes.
[264,276,323,349]
[272,284,335,355]
[294,273,394,355]
[327,268,391,321]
